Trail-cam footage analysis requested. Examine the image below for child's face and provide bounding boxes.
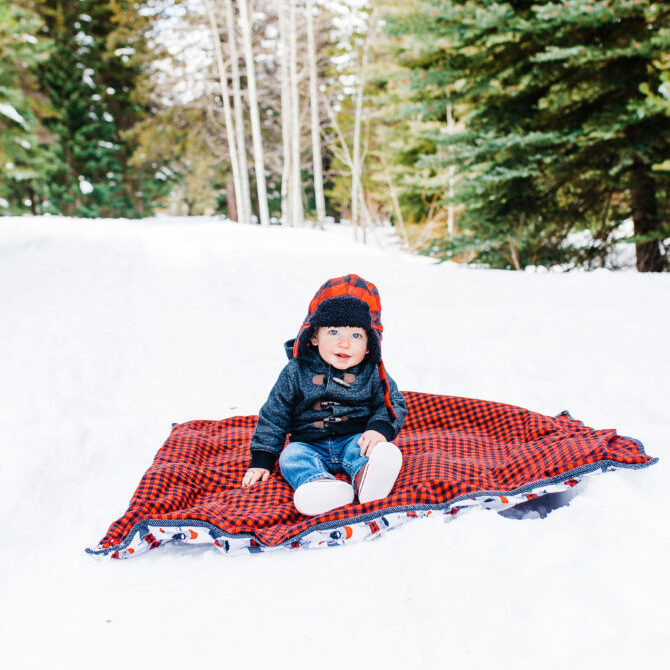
[310,326,369,370]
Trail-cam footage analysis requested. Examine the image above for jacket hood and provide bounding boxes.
[284,338,296,360]
[290,274,397,421]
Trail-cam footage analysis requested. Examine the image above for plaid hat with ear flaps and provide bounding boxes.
[292,274,397,421]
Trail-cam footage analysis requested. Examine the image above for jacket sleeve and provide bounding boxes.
[249,364,297,471]
[366,367,407,442]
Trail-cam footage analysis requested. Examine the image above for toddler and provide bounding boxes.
[242,274,407,515]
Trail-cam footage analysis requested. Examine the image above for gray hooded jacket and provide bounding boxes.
[249,339,407,470]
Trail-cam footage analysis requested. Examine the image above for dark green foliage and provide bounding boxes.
[0,1,171,217]
[0,1,54,214]
[36,0,169,217]
[383,0,670,271]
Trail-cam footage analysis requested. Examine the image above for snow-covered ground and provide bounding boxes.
[1,216,668,669]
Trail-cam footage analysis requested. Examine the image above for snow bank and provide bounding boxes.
[1,215,668,669]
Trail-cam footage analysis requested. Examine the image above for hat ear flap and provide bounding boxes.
[367,328,381,363]
[298,325,316,355]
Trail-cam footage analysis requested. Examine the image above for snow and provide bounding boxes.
[82,67,95,88]
[0,102,27,127]
[78,177,94,194]
[1,215,668,669]
[75,31,95,47]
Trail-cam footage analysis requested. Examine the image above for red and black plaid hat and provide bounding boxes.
[292,274,397,421]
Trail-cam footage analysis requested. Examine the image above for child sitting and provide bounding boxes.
[242,274,407,516]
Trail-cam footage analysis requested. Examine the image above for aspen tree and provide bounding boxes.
[276,0,292,225]
[238,0,270,226]
[288,0,304,226]
[351,11,373,242]
[205,0,242,222]
[224,0,251,224]
[306,0,326,228]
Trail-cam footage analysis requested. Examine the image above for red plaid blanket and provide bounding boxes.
[88,392,656,557]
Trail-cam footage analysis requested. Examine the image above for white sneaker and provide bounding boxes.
[294,479,355,516]
[356,442,403,504]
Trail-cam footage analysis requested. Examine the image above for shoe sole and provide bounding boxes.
[358,442,403,504]
[294,479,355,516]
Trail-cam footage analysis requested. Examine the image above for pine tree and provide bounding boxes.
[384,0,670,271]
[0,0,54,214]
[37,0,169,217]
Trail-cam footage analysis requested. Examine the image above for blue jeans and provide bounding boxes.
[279,433,368,491]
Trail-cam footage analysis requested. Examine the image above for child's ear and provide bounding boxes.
[310,330,319,346]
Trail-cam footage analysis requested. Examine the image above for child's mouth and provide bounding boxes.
[336,353,350,359]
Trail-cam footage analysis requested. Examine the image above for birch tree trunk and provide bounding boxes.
[351,21,372,242]
[306,0,326,228]
[276,1,292,225]
[381,157,409,246]
[226,178,238,221]
[289,0,304,226]
[224,0,251,225]
[238,0,270,226]
[205,0,242,222]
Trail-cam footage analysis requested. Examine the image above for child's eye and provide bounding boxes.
[328,329,338,336]
[352,333,361,339]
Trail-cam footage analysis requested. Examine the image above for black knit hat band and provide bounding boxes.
[308,296,372,330]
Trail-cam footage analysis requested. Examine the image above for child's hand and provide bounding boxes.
[358,430,386,457]
[242,468,270,487]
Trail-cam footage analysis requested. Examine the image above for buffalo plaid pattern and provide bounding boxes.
[93,391,656,553]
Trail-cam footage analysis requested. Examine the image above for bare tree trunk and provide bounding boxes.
[324,87,360,234]
[238,0,270,226]
[351,14,373,242]
[324,82,378,244]
[276,1,292,226]
[205,0,242,221]
[27,183,37,215]
[306,0,326,228]
[630,154,664,272]
[289,0,304,227]
[359,188,372,245]
[351,91,362,239]
[224,0,251,224]
[508,214,524,271]
[276,0,293,226]
[380,155,409,246]
[226,177,238,221]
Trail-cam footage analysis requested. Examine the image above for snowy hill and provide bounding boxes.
[1,216,668,669]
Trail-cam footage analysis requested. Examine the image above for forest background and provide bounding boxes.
[1,0,669,272]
